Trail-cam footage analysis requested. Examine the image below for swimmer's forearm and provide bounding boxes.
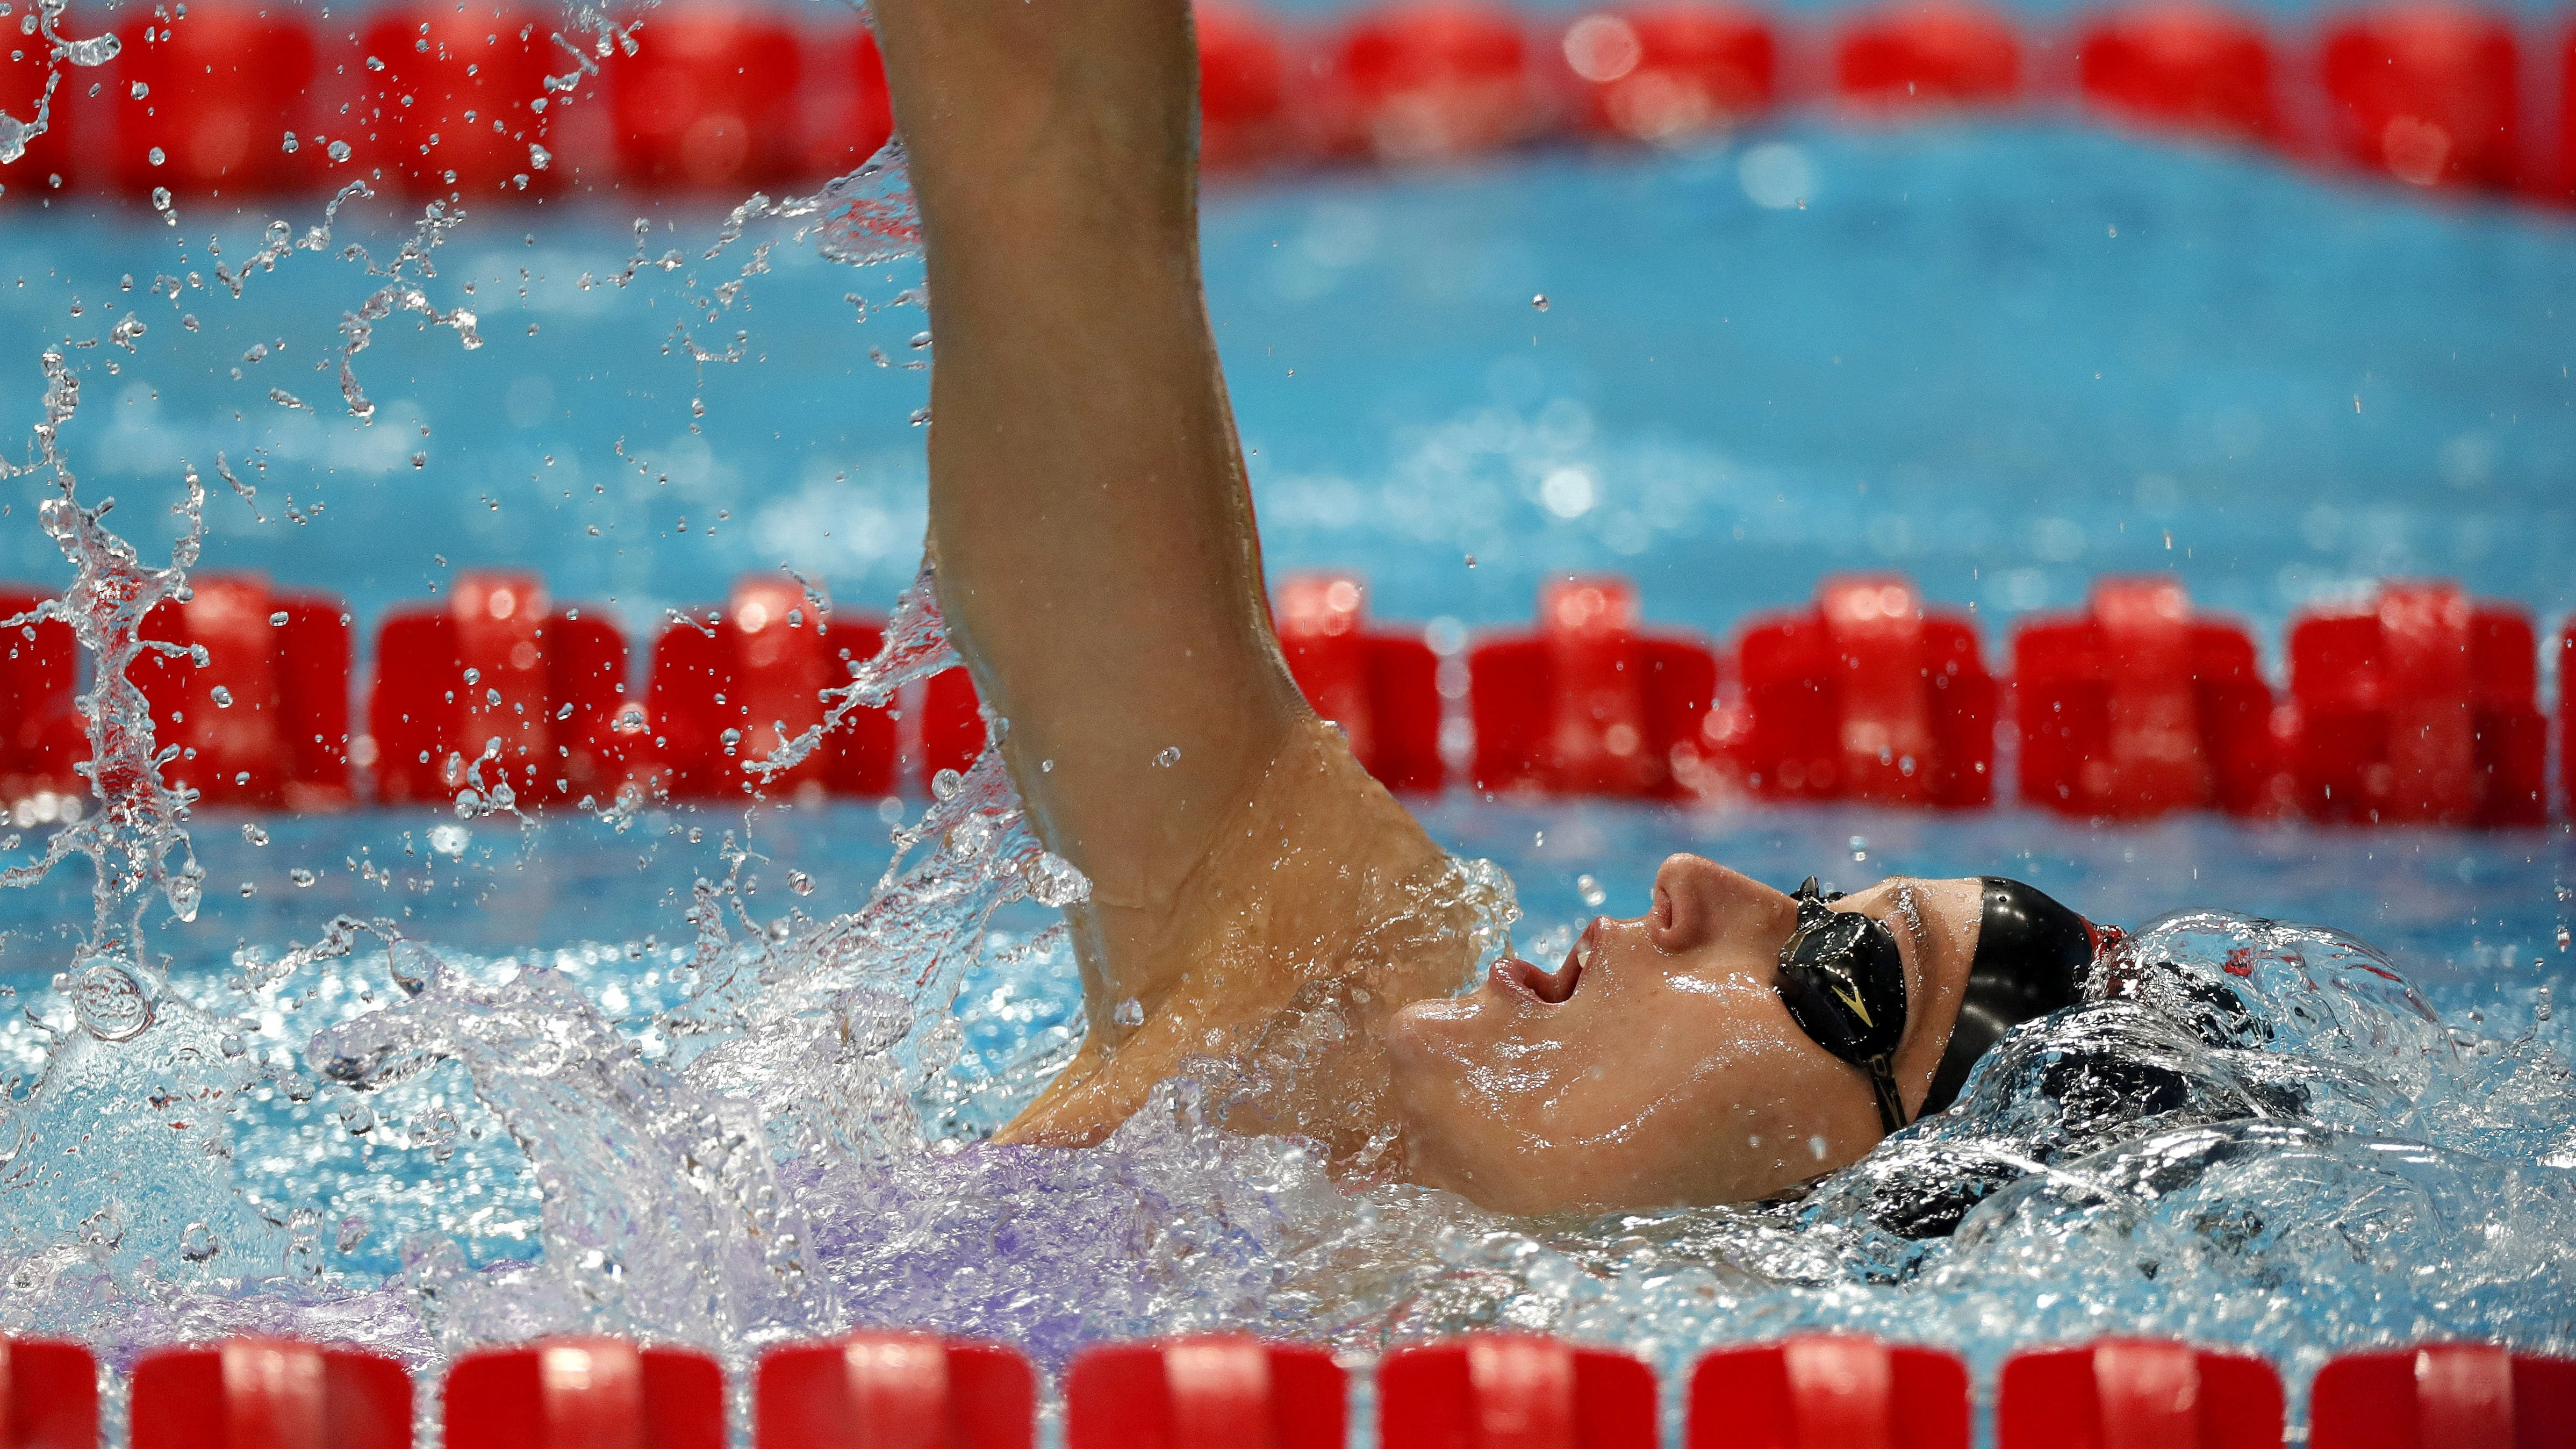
[876,0,1304,912]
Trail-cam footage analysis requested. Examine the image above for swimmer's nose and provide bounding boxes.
[1649,854,1798,957]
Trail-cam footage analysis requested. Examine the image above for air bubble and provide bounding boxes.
[1113,998,1144,1027]
[1155,745,1182,767]
[1577,873,1606,908]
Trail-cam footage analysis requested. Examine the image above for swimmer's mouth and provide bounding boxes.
[1492,920,1598,1005]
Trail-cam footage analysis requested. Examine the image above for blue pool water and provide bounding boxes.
[2,125,2570,646]
[2,108,2575,1428]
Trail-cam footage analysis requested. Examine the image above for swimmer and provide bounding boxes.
[870,0,2116,1214]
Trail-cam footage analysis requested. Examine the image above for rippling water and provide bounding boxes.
[4,782,2570,1413]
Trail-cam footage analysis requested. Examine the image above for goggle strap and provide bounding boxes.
[1864,1055,1910,1137]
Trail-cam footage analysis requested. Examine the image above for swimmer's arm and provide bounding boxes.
[873,2,1306,922]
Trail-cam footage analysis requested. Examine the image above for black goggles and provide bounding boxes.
[1774,876,1911,1135]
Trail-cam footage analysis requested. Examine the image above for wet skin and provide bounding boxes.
[872,0,1985,1215]
[1387,860,1982,1215]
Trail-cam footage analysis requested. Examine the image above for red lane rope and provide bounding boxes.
[3,567,2571,822]
[1,2,2568,207]
[14,1331,2573,1446]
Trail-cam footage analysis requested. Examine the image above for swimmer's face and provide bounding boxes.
[1383,857,1982,1216]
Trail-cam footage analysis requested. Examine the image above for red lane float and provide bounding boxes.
[2564,24,2576,201]
[2321,4,2521,190]
[0,1336,99,1449]
[367,571,634,809]
[115,2,319,196]
[131,574,353,811]
[446,1339,724,1449]
[1276,573,1444,794]
[643,576,894,801]
[2077,3,2279,142]
[610,8,807,192]
[1068,1336,1342,1449]
[353,6,559,198]
[801,21,896,180]
[757,1333,1034,1449]
[1199,4,1296,170]
[2308,1345,2576,1448]
[920,667,987,790]
[1997,1338,2282,1449]
[1688,1336,1970,1449]
[1559,6,1777,144]
[1314,4,1548,162]
[2560,614,2575,822]
[130,1339,410,1449]
[1834,2,2022,112]
[2011,576,2283,820]
[2284,580,2545,827]
[1469,576,1720,799]
[1726,575,1994,808]
[0,585,83,811]
[1379,1335,1657,1449]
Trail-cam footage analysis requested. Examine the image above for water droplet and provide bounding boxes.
[127,80,146,99]
[428,823,470,856]
[326,139,352,163]
[209,685,234,708]
[787,869,814,896]
[1023,850,1090,908]
[269,610,289,626]
[462,668,481,685]
[1531,293,1548,311]
[280,131,298,153]
[2559,926,2571,952]
[70,959,155,1041]
[240,822,269,846]
[178,1223,221,1262]
[1577,873,1606,908]
[146,145,165,166]
[238,880,256,898]
[1155,745,1182,768]
[289,867,315,888]
[930,769,963,802]
[1113,998,1144,1027]
[335,1216,370,1253]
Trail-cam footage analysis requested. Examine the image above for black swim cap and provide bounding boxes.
[1920,878,2103,1114]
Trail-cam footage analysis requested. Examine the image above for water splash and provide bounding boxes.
[0,0,119,169]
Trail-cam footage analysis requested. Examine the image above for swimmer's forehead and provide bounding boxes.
[1829,877,1947,946]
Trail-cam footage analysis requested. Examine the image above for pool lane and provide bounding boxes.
[0,123,2565,663]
